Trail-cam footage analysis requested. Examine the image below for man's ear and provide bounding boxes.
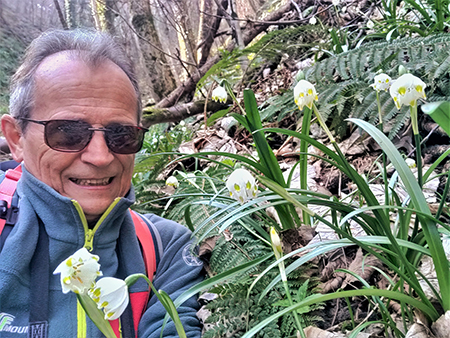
[1,115,24,162]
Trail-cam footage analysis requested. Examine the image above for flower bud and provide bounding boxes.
[270,227,282,260]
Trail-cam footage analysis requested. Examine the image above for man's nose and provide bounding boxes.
[80,130,115,166]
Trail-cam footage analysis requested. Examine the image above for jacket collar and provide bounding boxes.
[17,166,135,249]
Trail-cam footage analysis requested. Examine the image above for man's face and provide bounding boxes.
[17,52,138,222]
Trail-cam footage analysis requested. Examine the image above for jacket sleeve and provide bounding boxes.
[137,214,204,338]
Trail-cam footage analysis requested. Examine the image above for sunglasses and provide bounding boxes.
[17,118,148,154]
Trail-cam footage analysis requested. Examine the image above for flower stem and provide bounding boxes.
[312,103,335,143]
[125,273,187,338]
[376,92,389,218]
[299,107,312,226]
[410,105,423,188]
[77,294,117,338]
[279,262,306,338]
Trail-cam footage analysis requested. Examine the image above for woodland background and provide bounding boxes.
[2,1,450,337]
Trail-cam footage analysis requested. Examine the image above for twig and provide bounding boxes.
[52,0,68,29]
[97,0,197,67]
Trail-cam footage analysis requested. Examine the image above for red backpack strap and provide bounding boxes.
[0,165,22,234]
[130,210,157,279]
[129,209,157,336]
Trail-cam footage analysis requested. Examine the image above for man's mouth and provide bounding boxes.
[70,177,113,186]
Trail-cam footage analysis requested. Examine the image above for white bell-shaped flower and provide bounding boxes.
[166,176,179,188]
[293,80,319,111]
[370,73,392,92]
[53,247,102,294]
[211,86,227,103]
[89,277,129,320]
[389,73,426,109]
[226,168,258,204]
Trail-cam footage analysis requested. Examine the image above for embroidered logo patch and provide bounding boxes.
[0,313,28,334]
[182,244,203,267]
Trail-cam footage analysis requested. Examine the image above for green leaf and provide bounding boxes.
[422,101,450,136]
[350,118,450,311]
[241,289,437,338]
[207,108,231,127]
[158,290,187,338]
[77,294,116,338]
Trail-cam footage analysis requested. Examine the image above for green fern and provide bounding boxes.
[303,33,450,139]
[203,268,322,338]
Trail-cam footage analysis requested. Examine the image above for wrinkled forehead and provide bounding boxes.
[32,51,140,120]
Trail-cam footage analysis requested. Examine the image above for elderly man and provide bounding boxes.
[0,29,203,337]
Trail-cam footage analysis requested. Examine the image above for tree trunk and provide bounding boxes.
[156,0,295,108]
[198,0,228,67]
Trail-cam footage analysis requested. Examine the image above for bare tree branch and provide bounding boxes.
[198,0,228,67]
[53,0,68,29]
[99,0,197,67]
[142,100,229,126]
[156,0,297,109]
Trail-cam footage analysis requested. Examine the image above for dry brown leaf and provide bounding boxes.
[304,326,345,337]
[431,311,450,338]
[341,248,383,289]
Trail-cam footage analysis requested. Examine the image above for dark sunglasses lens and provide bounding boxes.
[105,124,145,154]
[45,120,91,152]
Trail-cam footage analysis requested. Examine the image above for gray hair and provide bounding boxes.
[9,29,142,131]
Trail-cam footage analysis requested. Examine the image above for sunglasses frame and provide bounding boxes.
[16,117,148,154]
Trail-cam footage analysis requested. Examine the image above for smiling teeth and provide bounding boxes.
[72,178,111,186]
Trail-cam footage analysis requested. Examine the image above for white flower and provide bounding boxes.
[309,16,317,25]
[405,158,416,168]
[367,20,375,29]
[89,277,129,320]
[293,80,319,111]
[181,126,187,132]
[211,86,227,103]
[179,120,186,126]
[186,173,197,185]
[53,247,102,294]
[370,73,392,92]
[166,176,179,188]
[226,168,258,204]
[389,73,426,109]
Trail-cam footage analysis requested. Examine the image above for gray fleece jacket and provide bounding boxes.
[0,167,204,337]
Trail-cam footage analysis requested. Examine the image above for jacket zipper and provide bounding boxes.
[71,197,123,338]
[71,198,122,251]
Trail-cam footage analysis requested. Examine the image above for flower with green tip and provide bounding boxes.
[389,73,426,109]
[226,168,258,204]
[370,73,392,92]
[293,80,318,111]
[270,227,282,260]
[89,277,129,320]
[53,247,102,294]
[211,86,227,103]
[166,176,179,188]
